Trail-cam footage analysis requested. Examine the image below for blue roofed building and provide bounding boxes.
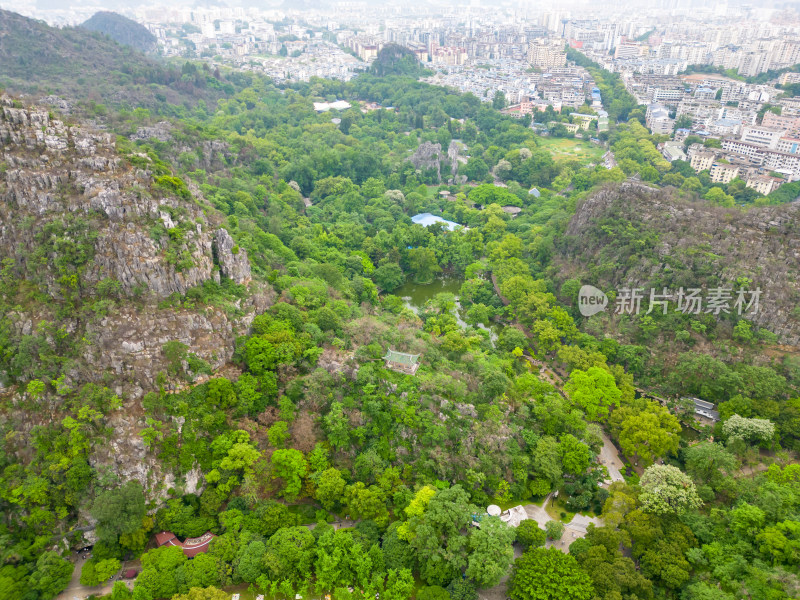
[411,213,463,231]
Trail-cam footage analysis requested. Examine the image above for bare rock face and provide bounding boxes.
[563,182,800,345]
[408,140,465,184]
[130,121,172,142]
[83,305,235,398]
[0,96,276,397]
[0,96,279,506]
[409,141,444,181]
[214,228,252,284]
[0,97,224,300]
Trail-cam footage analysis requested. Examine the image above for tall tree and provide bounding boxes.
[565,367,622,422]
[617,403,680,466]
[465,516,516,586]
[509,548,594,600]
[29,552,74,600]
[90,481,147,547]
[639,465,702,515]
[402,486,478,585]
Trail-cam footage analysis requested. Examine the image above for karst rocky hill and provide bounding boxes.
[560,181,800,345]
[0,95,273,400]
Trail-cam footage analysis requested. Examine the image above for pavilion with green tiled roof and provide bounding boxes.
[383,349,421,374]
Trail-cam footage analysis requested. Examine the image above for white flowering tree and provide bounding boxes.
[639,464,703,515]
[722,414,776,446]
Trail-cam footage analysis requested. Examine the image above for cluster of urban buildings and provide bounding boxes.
[574,17,800,79]
[684,115,800,193]
[10,1,800,165]
[634,69,800,190]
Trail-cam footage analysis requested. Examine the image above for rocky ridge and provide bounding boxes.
[562,181,800,344]
[0,95,278,501]
[0,96,271,398]
[408,139,465,184]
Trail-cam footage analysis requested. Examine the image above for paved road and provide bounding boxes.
[523,493,554,529]
[305,518,361,530]
[598,431,626,485]
[521,495,604,553]
[55,555,132,600]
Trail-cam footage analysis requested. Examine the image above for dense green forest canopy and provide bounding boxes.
[0,28,799,600]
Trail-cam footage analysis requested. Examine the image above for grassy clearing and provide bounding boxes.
[545,496,576,523]
[537,136,604,163]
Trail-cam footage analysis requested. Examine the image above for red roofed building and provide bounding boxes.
[155,531,215,558]
[181,533,216,558]
[155,531,178,547]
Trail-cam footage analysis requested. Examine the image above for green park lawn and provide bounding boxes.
[537,136,605,164]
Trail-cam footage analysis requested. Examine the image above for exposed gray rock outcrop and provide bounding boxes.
[0,98,275,401]
[564,182,800,344]
[408,139,465,184]
[214,228,252,284]
[130,121,172,142]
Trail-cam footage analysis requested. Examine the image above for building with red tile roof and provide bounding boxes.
[154,531,215,558]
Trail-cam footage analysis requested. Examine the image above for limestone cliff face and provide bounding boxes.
[407,140,465,184]
[214,227,252,285]
[0,97,241,299]
[0,95,271,399]
[562,182,800,344]
[0,95,278,505]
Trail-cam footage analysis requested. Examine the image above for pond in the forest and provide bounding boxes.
[392,276,502,343]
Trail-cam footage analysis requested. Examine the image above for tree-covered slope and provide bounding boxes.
[0,9,237,110]
[81,11,158,53]
[1,23,800,600]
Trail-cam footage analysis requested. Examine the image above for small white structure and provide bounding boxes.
[313,100,352,112]
[481,504,529,528]
[500,505,529,528]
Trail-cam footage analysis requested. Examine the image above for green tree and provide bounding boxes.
[90,481,147,547]
[264,526,316,583]
[315,467,347,510]
[545,520,565,541]
[465,516,516,586]
[271,449,307,501]
[493,91,507,109]
[618,403,680,466]
[417,586,451,600]
[704,187,735,206]
[345,482,390,526]
[268,420,290,448]
[639,465,702,515]
[172,587,230,600]
[559,434,593,475]
[110,581,132,600]
[408,247,442,284]
[235,540,266,583]
[565,367,622,422]
[402,485,477,585]
[463,157,489,181]
[373,263,406,292]
[509,548,593,600]
[516,520,546,549]
[80,558,120,586]
[30,552,74,600]
[684,442,738,491]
